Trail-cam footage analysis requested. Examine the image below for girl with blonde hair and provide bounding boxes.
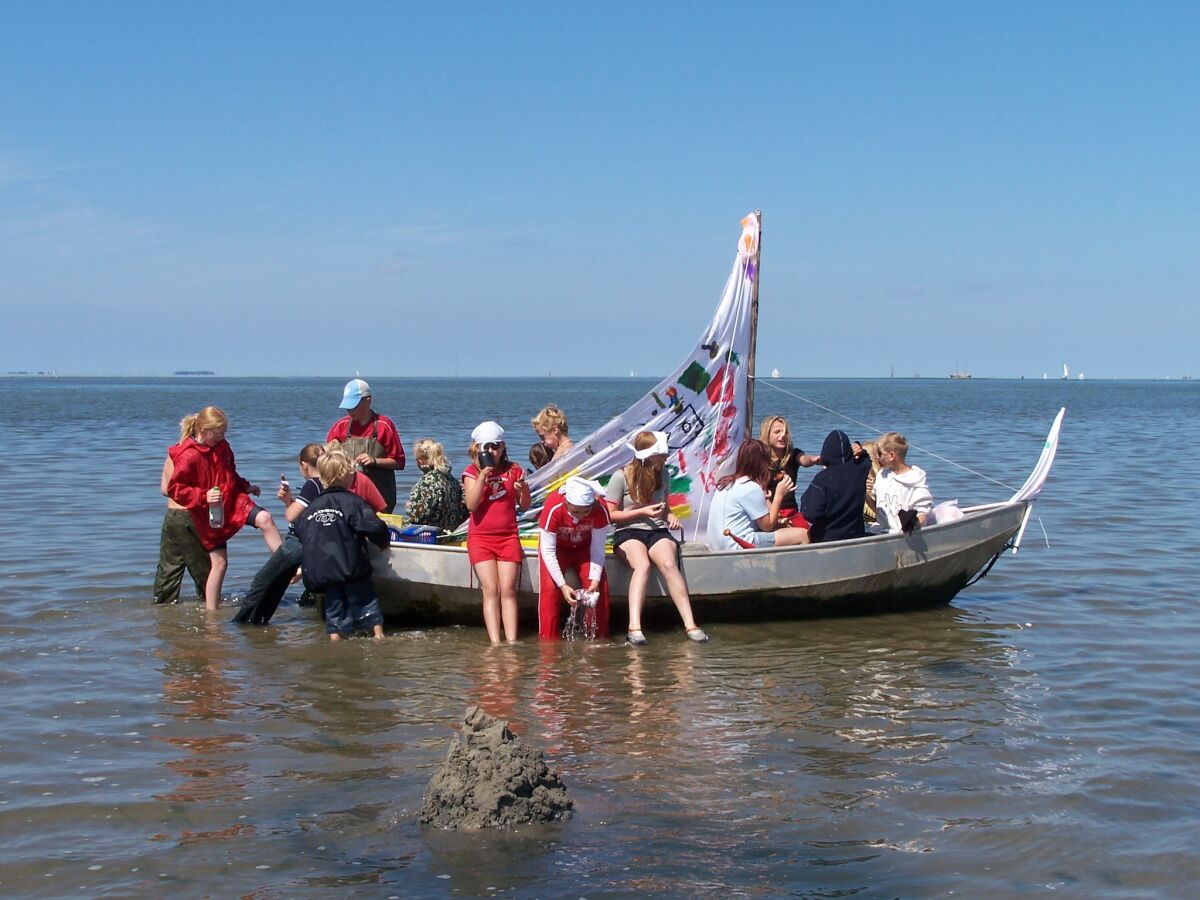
[166,406,282,609]
[604,430,707,645]
[758,415,819,526]
[405,438,468,532]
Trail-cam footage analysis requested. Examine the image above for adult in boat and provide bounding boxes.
[463,421,531,644]
[405,438,468,532]
[326,378,406,514]
[151,447,211,604]
[530,405,575,462]
[868,432,934,534]
[706,439,812,551]
[798,430,872,543]
[233,443,386,626]
[537,476,612,640]
[604,430,708,645]
[759,415,820,525]
[166,406,283,609]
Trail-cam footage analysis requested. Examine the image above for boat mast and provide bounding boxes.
[745,209,762,434]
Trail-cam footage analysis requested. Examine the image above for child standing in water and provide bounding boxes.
[463,421,530,643]
[151,447,211,604]
[166,406,282,609]
[294,449,390,641]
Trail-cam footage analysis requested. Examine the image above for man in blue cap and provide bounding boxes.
[326,378,405,513]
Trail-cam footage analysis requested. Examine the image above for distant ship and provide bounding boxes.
[173,370,214,376]
[949,371,972,380]
[771,367,780,378]
[1061,363,1069,380]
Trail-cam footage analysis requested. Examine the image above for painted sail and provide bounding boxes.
[525,213,759,541]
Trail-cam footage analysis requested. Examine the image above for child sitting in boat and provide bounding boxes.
[869,432,934,534]
[463,421,530,643]
[798,430,872,543]
[166,406,283,609]
[405,439,468,533]
[531,405,574,461]
[706,439,811,551]
[293,448,390,641]
[604,429,708,645]
[537,476,612,640]
[759,415,820,526]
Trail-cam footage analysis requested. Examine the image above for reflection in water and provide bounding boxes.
[153,614,253,842]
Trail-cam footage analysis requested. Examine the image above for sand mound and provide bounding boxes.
[419,706,573,829]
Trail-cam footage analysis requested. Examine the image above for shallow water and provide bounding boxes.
[2,376,1199,896]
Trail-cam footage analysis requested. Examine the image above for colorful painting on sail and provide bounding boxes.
[525,213,758,541]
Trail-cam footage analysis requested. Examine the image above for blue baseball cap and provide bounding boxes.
[339,378,372,409]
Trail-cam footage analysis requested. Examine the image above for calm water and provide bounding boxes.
[2,376,1198,897]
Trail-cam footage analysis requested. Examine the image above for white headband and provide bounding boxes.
[628,430,669,460]
[563,476,605,507]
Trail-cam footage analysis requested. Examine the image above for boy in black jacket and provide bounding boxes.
[295,449,390,640]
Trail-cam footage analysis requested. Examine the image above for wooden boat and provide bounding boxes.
[371,212,1062,626]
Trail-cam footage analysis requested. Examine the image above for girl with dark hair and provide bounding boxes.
[706,439,811,551]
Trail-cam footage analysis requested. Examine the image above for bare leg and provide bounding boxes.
[648,538,698,631]
[497,560,521,642]
[329,632,342,642]
[774,527,810,546]
[474,559,502,644]
[205,547,228,610]
[372,624,385,640]
[618,541,652,633]
[254,509,283,553]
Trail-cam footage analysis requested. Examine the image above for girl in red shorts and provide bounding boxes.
[462,421,530,643]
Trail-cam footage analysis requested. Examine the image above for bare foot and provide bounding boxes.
[329,633,342,642]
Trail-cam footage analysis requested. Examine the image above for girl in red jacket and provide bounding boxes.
[166,406,282,609]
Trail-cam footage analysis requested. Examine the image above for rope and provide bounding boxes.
[753,377,1018,493]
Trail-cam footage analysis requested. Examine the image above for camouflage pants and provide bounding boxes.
[152,508,211,604]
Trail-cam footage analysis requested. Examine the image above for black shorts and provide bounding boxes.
[613,527,678,553]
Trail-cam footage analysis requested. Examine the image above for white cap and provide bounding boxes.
[563,476,605,507]
[628,430,669,460]
[471,421,505,445]
[339,378,372,409]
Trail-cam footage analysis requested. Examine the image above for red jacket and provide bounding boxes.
[166,438,256,550]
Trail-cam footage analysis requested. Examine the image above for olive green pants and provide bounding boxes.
[152,508,211,604]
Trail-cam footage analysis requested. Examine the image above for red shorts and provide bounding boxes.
[779,509,811,530]
[467,532,524,565]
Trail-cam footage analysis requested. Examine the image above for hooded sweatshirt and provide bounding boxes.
[166,438,256,550]
[799,430,871,543]
[873,466,934,534]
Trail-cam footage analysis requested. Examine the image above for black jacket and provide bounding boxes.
[799,430,871,543]
[294,486,390,590]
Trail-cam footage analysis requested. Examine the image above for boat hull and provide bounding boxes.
[370,502,1028,626]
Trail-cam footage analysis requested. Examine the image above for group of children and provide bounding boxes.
[153,398,934,645]
[705,416,935,552]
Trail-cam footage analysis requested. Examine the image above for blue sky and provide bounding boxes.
[1,3,1196,378]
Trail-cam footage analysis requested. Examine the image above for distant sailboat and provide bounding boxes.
[1078,372,1085,380]
[1043,372,1048,380]
[771,367,780,379]
[1061,363,1069,380]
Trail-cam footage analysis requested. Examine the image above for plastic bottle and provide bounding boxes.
[208,487,224,529]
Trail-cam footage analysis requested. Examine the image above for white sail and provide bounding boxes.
[1062,363,1069,379]
[1008,407,1066,503]
[526,213,758,541]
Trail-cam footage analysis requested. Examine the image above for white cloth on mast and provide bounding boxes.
[526,213,759,542]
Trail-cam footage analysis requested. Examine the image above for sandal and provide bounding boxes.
[686,627,710,643]
[626,630,648,647]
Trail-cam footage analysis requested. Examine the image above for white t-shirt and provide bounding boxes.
[873,466,934,534]
[706,477,771,550]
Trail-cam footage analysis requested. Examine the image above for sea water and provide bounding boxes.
[1,375,1198,896]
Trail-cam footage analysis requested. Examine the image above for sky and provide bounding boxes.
[1,2,1196,379]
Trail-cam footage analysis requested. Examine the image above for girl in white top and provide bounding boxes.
[707,439,812,551]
